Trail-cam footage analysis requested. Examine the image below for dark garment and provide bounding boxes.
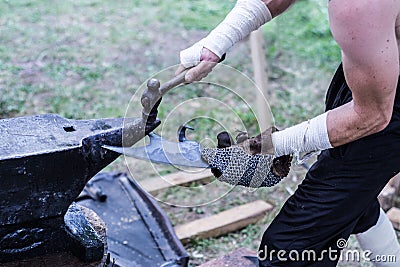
[259,64,400,267]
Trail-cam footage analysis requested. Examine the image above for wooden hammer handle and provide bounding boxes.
[158,69,189,96]
[158,53,225,96]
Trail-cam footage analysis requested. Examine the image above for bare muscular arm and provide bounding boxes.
[327,0,399,146]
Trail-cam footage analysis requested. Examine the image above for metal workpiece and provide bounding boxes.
[104,125,210,168]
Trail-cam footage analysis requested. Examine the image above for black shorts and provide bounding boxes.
[258,64,400,266]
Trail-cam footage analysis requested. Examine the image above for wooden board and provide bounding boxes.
[140,169,213,194]
[174,200,273,243]
[250,29,270,131]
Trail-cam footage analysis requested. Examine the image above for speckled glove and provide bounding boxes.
[202,129,292,188]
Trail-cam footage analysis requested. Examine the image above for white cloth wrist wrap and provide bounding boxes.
[356,209,400,266]
[180,0,272,68]
[272,112,333,157]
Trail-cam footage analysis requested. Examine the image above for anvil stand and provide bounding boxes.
[0,78,163,263]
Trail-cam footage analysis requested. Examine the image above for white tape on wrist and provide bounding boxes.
[202,0,272,58]
[180,42,203,68]
[272,112,333,157]
[180,0,272,68]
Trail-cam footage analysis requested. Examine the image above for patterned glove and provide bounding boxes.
[202,130,292,188]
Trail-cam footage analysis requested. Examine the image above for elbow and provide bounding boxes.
[376,112,391,131]
[353,100,393,135]
[369,111,391,133]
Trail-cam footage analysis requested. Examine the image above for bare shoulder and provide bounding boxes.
[328,0,400,119]
[329,0,399,40]
[329,0,399,62]
[328,0,399,18]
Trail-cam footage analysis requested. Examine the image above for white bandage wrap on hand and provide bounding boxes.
[272,112,333,157]
[180,43,204,69]
[180,0,272,68]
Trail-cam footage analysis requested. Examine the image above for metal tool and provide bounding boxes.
[141,69,189,131]
[106,57,226,168]
[104,125,210,168]
[105,70,204,168]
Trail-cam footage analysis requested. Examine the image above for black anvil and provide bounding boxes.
[0,113,160,263]
[0,71,198,265]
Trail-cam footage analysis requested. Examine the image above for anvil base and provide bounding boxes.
[0,203,105,263]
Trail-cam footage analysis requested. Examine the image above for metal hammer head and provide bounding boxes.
[141,78,162,129]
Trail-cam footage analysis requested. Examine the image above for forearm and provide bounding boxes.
[327,100,392,147]
[208,0,297,48]
[272,99,393,157]
[201,0,272,58]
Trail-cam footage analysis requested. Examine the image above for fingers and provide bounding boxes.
[217,131,233,148]
[189,47,220,81]
[271,155,292,178]
[176,46,221,83]
[203,132,234,180]
[235,131,249,144]
[174,60,216,83]
[185,60,218,83]
[211,131,233,178]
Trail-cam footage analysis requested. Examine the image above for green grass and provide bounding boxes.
[264,0,340,72]
[0,0,339,122]
[160,0,236,30]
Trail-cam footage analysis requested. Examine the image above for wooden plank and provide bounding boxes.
[140,169,213,194]
[387,207,400,230]
[250,29,271,131]
[174,200,273,243]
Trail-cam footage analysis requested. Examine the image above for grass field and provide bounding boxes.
[0,0,375,266]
